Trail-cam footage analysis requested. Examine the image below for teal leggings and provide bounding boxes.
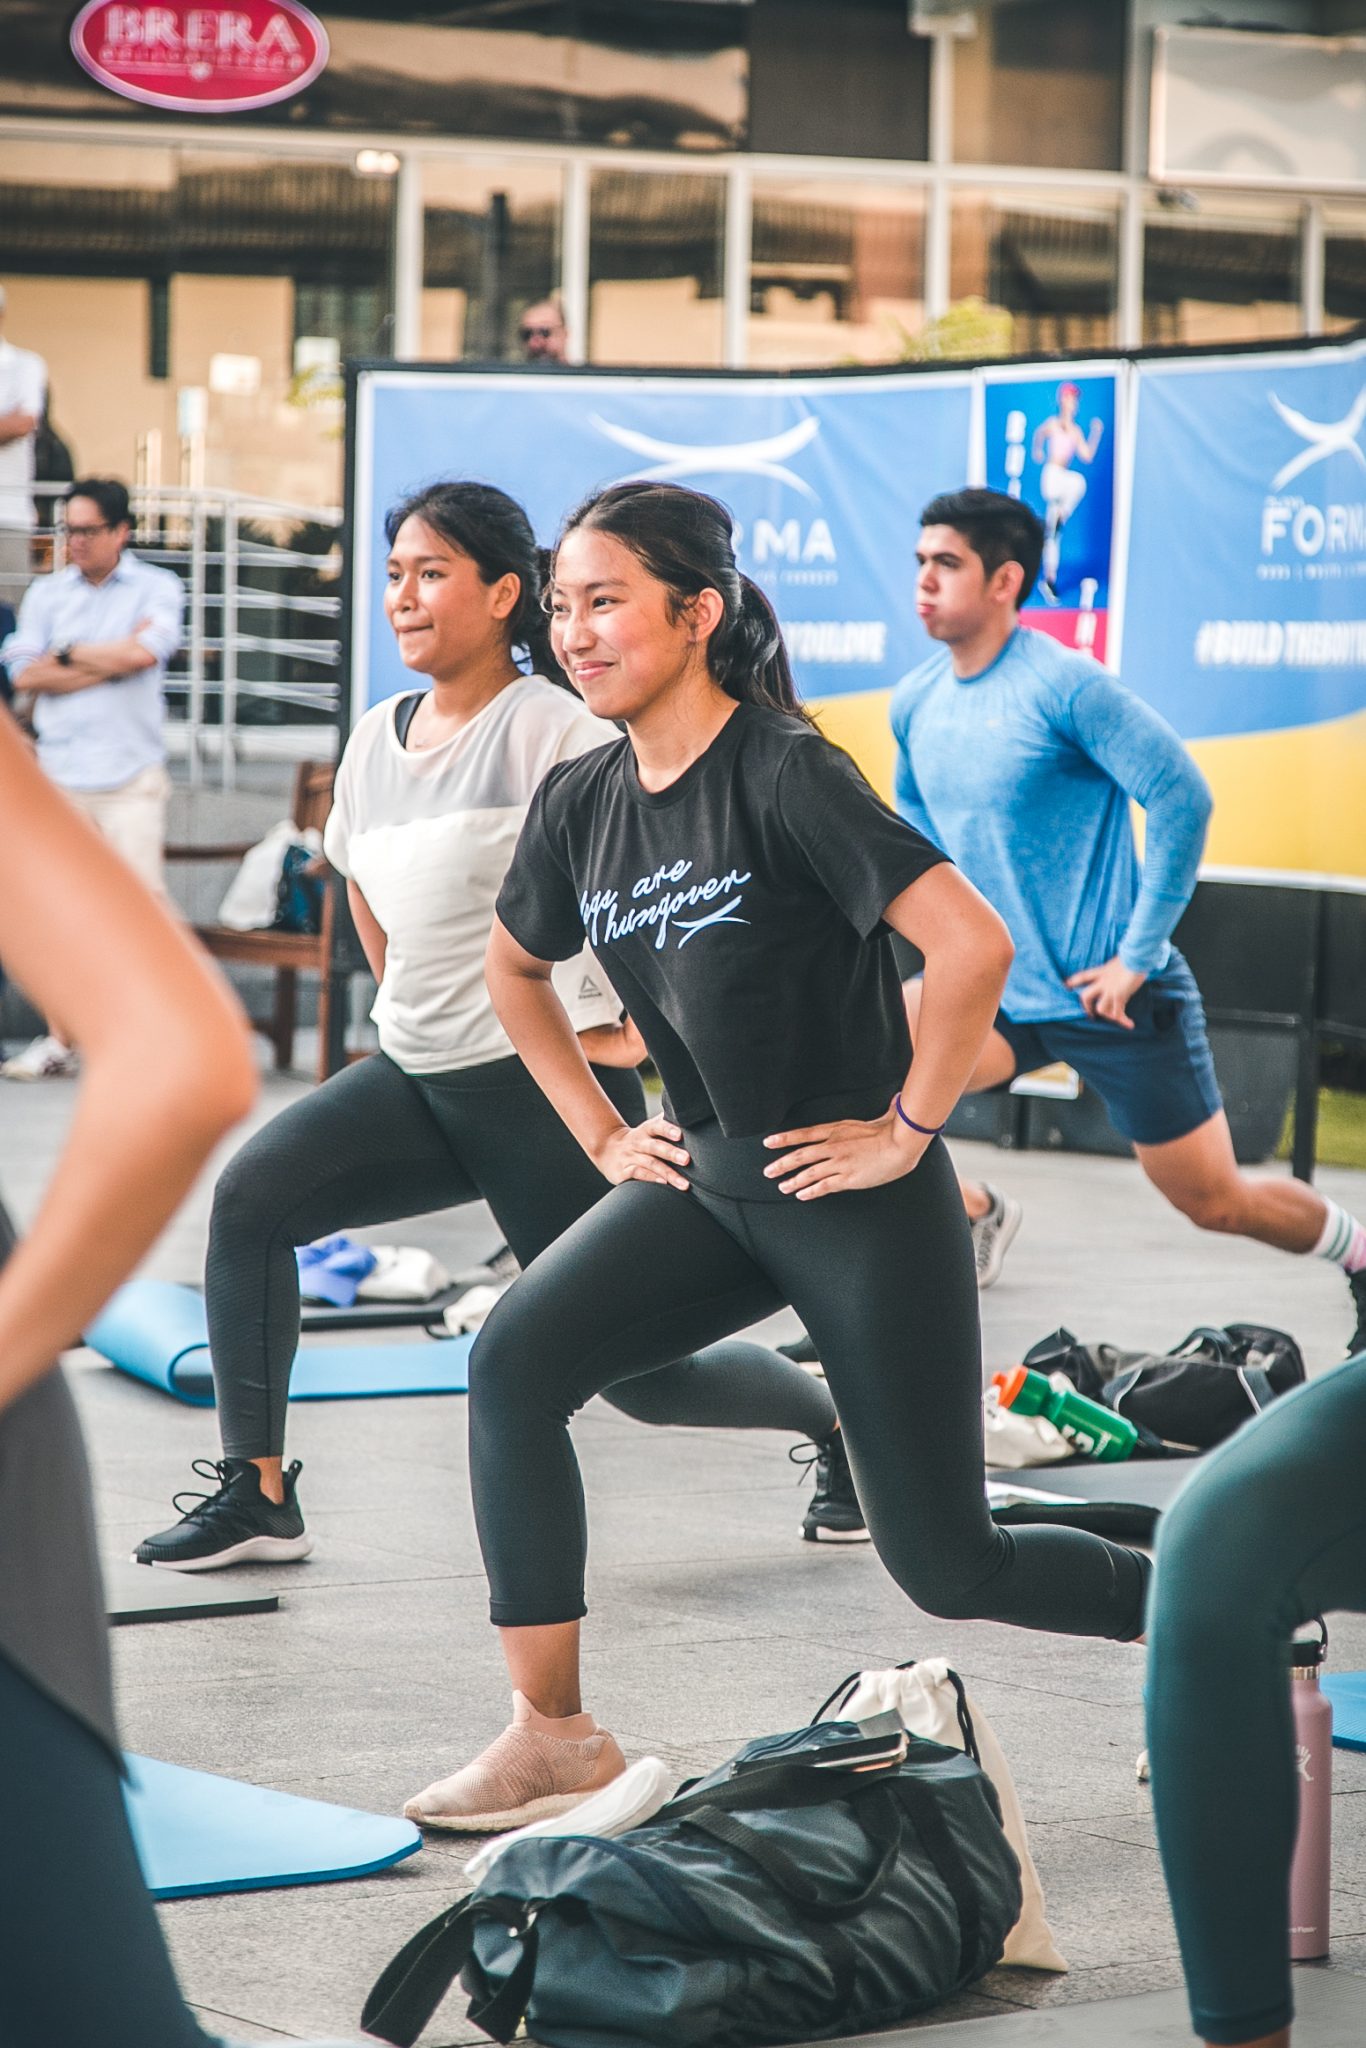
[1147,1354,1366,2045]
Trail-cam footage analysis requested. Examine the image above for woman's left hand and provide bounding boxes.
[762,1109,929,1200]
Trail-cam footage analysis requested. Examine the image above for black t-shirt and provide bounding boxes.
[496,702,949,1138]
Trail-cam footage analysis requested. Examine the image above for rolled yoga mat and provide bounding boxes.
[86,1279,472,1406]
[123,1753,420,1898]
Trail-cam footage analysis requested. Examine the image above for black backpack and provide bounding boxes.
[361,1717,1022,2048]
[1023,1322,1305,1452]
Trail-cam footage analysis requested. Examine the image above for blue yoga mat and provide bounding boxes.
[87,1279,472,1406]
[1323,1672,1366,1751]
[123,1753,420,1897]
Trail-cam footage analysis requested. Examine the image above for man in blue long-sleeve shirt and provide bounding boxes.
[891,488,1366,1355]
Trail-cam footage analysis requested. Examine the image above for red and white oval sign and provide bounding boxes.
[71,2,329,115]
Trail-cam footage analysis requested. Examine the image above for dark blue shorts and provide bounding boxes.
[995,950,1223,1148]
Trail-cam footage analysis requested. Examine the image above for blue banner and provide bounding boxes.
[352,369,973,719]
[1123,342,1366,740]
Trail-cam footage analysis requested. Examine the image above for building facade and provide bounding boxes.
[2,0,1363,509]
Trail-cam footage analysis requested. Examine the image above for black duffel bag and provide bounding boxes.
[1023,1321,1305,1451]
[361,1720,1022,2048]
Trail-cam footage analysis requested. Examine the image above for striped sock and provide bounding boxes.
[1311,1198,1366,1274]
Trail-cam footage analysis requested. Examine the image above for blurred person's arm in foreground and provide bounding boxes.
[0,711,257,1413]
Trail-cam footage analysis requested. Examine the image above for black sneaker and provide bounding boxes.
[455,1241,521,1289]
[133,1458,313,1572]
[1348,1270,1366,1361]
[792,1433,870,1544]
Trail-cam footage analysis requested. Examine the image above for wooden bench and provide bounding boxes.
[167,761,360,1085]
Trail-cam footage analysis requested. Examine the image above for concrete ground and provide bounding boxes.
[5,1062,1366,2046]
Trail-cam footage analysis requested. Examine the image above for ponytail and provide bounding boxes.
[554,481,811,723]
[711,576,802,718]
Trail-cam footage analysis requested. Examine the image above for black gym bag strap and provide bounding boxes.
[893,1779,984,1981]
[680,1792,904,1924]
[361,1892,534,2046]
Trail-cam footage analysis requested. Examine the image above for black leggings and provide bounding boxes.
[1148,1354,1366,2045]
[208,1052,835,1459]
[0,1652,211,2048]
[469,1132,1150,1636]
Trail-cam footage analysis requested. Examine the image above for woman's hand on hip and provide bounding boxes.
[592,1116,692,1192]
[762,1110,929,1200]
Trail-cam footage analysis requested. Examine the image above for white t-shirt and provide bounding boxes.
[324,675,623,1074]
[0,340,47,529]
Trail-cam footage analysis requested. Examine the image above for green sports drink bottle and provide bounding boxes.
[992,1364,1137,1462]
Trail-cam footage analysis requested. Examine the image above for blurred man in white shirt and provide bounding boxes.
[1,477,184,1078]
[0,286,47,606]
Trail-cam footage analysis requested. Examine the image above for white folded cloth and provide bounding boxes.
[464,1755,680,1885]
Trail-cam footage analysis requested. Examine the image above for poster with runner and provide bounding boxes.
[981,365,1119,664]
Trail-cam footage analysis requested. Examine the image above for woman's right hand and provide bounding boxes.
[592,1116,691,1192]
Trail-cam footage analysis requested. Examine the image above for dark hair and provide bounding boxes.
[66,476,130,528]
[920,487,1044,605]
[553,480,808,722]
[384,480,560,680]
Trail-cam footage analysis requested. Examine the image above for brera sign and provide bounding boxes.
[70,2,329,114]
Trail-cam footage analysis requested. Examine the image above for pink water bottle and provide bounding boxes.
[1289,1620,1332,1961]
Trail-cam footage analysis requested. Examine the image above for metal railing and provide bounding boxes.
[6,482,343,788]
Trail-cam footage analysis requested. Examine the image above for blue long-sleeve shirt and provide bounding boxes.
[889,627,1213,1022]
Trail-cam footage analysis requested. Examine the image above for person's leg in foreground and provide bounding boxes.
[0,712,352,2044]
[1148,1355,1366,2048]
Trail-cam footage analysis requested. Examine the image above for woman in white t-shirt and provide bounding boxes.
[135,482,839,1572]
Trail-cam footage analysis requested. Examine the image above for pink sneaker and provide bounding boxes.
[404,1691,627,1834]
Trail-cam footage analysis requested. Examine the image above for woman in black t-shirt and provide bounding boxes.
[404,481,1150,1835]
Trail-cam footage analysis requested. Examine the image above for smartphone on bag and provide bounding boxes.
[729,1710,909,1777]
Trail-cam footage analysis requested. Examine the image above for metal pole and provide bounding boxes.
[562,157,591,364]
[1303,199,1325,339]
[723,162,752,369]
[221,496,239,791]
[924,27,955,324]
[392,152,423,359]
[186,496,206,788]
[1118,183,1144,350]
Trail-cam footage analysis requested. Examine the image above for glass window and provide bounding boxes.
[1324,204,1366,336]
[0,139,394,509]
[952,1,1125,173]
[950,188,1119,356]
[421,159,563,362]
[748,181,927,369]
[747,0,930,163]
[0,4,749,152]
[1143,194,1302,348]
[588,171,726,368]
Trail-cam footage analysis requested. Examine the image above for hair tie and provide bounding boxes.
[892,1096,944,1138]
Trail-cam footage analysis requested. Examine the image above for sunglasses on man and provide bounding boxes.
[520,324,559,341]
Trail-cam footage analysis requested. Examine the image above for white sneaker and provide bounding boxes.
[971,1186,1022,1290]
[1,1033,78,1080]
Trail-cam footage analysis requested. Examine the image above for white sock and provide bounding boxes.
[1311,1198,1366,1275]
